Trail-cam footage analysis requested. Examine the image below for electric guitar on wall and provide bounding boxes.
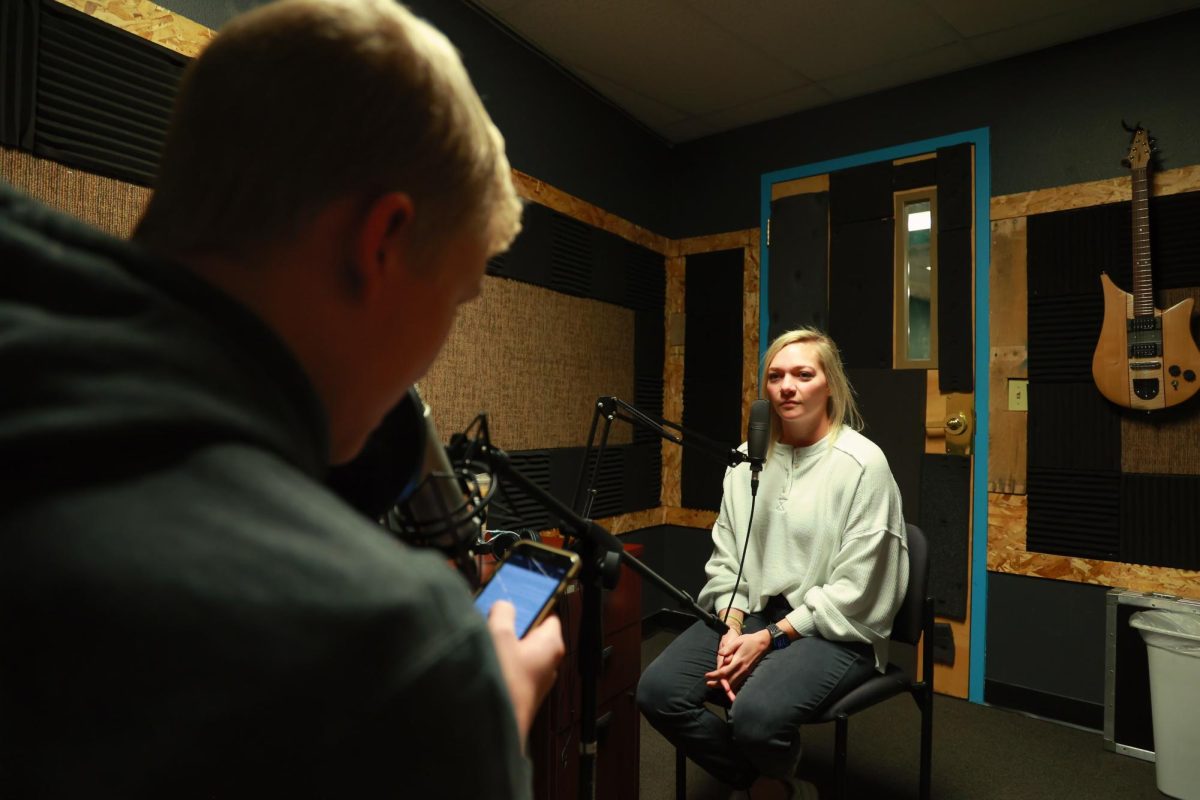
[1091,127,1200,410]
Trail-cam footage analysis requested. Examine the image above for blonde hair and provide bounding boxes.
[135,0,522,262]
[759,327,863,447]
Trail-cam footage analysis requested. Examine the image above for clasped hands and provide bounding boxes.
[705,625,770,703]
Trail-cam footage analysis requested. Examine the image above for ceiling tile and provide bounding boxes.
[698,84,837,137]
[922,0,1097,37]
[966,0,1200,62]
[686,0,960,81]
[570,66,689,130]
[657,115,727,143]
[478,0,807,115]
[819,40,977,101]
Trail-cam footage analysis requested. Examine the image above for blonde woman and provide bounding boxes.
[638,328,908,798]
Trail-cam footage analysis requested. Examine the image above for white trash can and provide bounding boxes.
[1130,609,1200,800]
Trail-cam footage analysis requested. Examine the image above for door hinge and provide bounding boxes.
[766,217,771,246]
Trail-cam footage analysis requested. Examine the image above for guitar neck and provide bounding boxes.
[1132,165,1154,316]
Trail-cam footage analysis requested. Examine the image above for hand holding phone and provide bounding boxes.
[474,540,581,637]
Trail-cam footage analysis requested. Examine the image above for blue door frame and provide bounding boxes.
[758,127,991,703]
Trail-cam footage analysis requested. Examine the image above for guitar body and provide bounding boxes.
[1092,272,1200,410]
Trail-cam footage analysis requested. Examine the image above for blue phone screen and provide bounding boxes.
[474,549,570,636]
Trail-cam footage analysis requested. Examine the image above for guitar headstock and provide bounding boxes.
[1122,123,1156,170]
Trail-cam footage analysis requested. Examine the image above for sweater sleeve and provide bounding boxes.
[697,468,750,615]
[784,458,908,647]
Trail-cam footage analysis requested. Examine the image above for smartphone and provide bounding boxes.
[474,540,581,637]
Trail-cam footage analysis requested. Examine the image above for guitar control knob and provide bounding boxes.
[1186,370,1197,382]
[1169,365,1181,377]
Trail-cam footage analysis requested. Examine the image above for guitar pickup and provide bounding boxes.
[1129,343,1161,357]
[1130,361,1162,371]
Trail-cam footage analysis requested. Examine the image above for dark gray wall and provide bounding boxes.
[153,0,674,235]
[670,9,1200,237]
[986,574,1110,710]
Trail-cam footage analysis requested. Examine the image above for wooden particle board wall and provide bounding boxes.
[988,166,1200,600]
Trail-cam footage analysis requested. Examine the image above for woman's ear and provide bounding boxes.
[350,191,415,299]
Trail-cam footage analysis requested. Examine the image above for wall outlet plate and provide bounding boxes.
[1008,378,1029,411]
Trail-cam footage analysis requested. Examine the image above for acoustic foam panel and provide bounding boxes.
[27,0,186,186]
[682,249,744,511]
[1026,468,1121,560]
[829,160,893,225]
[937,225,973,392]
[829,218,893,369]
[767,191,829,341]
[1027,202,1132,297]
[917,453,971,620]
[1120,473,1200,570]
[1027,382,1121,471]
[893,158,937,192]
[846,367,926,525]
[1027,294,1104,384]
[1027,191,1200,298]
[936,143,973,232]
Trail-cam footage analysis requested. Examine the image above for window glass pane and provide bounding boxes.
[904,199,932,361]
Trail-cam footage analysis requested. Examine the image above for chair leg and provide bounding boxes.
[675,746,687,800]
[919,688,932,800]
[834,714,848,800]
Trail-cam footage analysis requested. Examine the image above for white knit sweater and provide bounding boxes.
[696,427,909,670]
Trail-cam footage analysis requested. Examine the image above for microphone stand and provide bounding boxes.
[562,395,755,800]
[454,414,728,800]
[571,396,749,518]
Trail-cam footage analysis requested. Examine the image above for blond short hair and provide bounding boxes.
[135,0,522,261]
[759,327,863,447]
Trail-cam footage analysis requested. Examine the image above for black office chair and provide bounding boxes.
[674,522,933,800]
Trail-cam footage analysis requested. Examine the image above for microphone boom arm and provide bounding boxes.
[471,441,728,637]
[571,395,750,519]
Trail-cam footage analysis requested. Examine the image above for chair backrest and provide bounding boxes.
[889,522,930,647]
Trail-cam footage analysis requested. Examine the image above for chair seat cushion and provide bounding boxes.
[816,665,914,719]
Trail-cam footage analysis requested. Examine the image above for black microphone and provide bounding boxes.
[746,398,770,496]
[383,386,483,557]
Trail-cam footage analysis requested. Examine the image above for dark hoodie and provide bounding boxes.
[0,184,530,798]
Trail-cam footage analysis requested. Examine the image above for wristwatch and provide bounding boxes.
[766,622,791,650]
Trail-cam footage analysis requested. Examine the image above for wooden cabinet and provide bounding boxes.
[530,543,643,800]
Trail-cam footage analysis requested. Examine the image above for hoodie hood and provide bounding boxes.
[0,183,329,501]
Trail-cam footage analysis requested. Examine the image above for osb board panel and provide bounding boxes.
[987,493,1200,599]
[596,508,666,535]
[511,171,669,255]
[661,254,686,508]
[2,146,148,237]
[990,164,1200,221]
[771,174,829,201]
[989,217,1028,347]
[741,235,761,434]
[674,228,757,257]
[664,507,718,529]
[987,217,1027,490]
[422,277,634,451]
[989,347,1028,493]
[55,0,214,58]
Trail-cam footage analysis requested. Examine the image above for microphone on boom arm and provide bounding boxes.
[746,398,770,496]
[378,386,493,579]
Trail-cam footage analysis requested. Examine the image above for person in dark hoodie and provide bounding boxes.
[0,0,562,797]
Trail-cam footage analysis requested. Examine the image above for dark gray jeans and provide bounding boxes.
[636,614,876,788]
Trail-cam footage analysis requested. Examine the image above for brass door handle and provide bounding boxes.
[943,404,974,456]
